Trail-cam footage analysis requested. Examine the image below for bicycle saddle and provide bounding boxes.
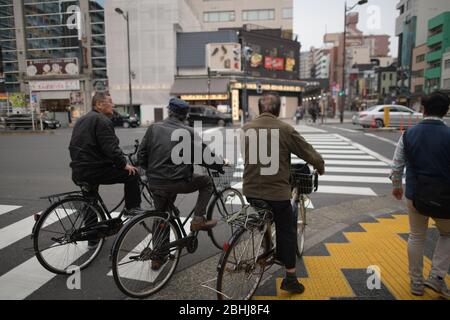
[74,181,99,193]
[248,199,271,211]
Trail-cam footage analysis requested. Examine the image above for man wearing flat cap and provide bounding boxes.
[138,98,225,270]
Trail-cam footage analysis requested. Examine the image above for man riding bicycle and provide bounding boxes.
[69,92,142,248]
[242,92,325,294]
[138,98,226,270]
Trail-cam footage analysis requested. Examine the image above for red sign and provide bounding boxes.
[264,57,285,71]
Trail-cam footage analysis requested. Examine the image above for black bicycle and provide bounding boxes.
[215,162,318,300]
[32,140,154,275]
[110,164,245,298]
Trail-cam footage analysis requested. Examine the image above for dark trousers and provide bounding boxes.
[248,198,297,269]
[149,174,213,217]
[72,166,141,209]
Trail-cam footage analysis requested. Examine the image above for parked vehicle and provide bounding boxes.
[111,110,140,128]
[352,105,423,128]
[186,105,232,127]
[0,114,61,130]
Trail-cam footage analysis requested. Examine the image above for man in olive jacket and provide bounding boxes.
[242,92,325,294]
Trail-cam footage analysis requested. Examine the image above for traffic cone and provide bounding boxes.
[370,115,376,129]
[408,115,413,128]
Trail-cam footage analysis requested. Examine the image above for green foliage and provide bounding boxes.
[9,93,28,108]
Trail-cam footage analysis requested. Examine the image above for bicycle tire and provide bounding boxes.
[111,211,182,298]
[207,187,245,250]
[295,197,307,258]
[33,195,106,275]
[216,226,271,300]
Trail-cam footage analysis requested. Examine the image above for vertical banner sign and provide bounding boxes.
[384,106,390,128]
[232,90,240,121]
[0,45,5,93]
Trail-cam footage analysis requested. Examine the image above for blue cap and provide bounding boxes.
[168,98,189,115]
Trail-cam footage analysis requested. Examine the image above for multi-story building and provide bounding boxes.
[299,51,312,79]
[396,0,450,69]
[442,49,450,90]
[377,64,398,101]
[313,48,330,79]
[189,0,293,34]
[424,11,450,93]
[0,0,108,124]
[411,44,428,94]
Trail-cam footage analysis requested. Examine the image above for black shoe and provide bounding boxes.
[122,207,144,218]
[280,278,305,294]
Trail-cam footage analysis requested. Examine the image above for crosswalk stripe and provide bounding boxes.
[315,150,365,154]
[309,146,357,150]
[316,186,377,196]
[323,167,391,174]
[319,175,391,184]
[0,205,21,216]
[293,154,375,160]
[309,142,351,145]
[292,159,388,167]
[0,215,37,251]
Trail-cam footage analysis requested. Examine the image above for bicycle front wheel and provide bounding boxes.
[216,226,271,300]
[33,196,105,274]
[111,211,182,298]
[294,197,307,258]
[207,188,245,250]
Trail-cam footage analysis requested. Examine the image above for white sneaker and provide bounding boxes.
[410,281,424,296]
[425,275,450,300]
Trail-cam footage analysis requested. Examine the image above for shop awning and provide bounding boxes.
[170,78,229,95]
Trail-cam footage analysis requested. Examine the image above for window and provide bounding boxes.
[203,11,235,23]
[444,79,450,90]
[414,85,424,92]
[416,54,425,63]
[282,8,293,20]
[242,9,275,21]
[390,73,393,81]
[445,59,450,69]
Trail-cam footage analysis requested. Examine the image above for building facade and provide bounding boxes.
[424,11,450,93]
[189,0,293,34]
[0,0,107,124]
[442,49,450,90]
[411,44,428,94]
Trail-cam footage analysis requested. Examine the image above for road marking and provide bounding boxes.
[315,150,365,154]
[335,134,393,165]
[0,205,21,216]
[329,126,359,133]
[315,186,377,196]
[319,175,391,184]
[309,142,351,145]
[324,167,391,175]
[293,154,375,160]
[309,146,358,150]
[292,159,388,167]
[364,133,399,147]
[0,215,37,250]
[295,126,327,133]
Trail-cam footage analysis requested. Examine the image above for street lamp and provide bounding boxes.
[340,0,368,123]
[115,7,133,115]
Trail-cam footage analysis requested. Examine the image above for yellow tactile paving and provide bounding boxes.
[254,214,450,300]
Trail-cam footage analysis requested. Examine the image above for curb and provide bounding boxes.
[0,130,56,136]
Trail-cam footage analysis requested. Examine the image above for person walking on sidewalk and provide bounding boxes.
[242,92,325,294]
[390,91,450,299]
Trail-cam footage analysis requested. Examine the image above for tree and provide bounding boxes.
[9,93,28,109]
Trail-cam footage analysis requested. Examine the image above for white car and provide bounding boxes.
[352,105,423,128]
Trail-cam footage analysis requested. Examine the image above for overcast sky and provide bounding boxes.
[293,0,399,57]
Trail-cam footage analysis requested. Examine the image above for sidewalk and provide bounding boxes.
[144,196,449,301]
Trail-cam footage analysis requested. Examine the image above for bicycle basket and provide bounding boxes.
[201,164,241,190]
[291,164,315,195]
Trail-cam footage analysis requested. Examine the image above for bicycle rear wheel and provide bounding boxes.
[33,196,105,274]
[111,211,182,298]
[207,188,245,250]
[216,226,271,300]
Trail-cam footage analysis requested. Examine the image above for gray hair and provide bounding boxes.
[92,91,110,109]
[258,92,281,117]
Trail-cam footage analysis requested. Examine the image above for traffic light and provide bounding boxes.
[338,91,345,97]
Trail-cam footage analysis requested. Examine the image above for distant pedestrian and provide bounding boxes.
[390,91,450,299]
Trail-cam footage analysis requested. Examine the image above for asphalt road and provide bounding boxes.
[0,118,446,300]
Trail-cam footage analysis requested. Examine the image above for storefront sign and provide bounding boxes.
[230,83,303,92]
[70,91,84,106]
[231,90,240,121]
[29,80,81,91]
[207,43,241,73]
[180,94,228,101]
[264,57,285,71]
[26,58,79,77]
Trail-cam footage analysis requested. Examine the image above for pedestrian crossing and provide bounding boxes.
[229,130,393,198]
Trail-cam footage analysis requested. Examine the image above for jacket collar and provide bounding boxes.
[421,117,446,126]
[256,113,278,120]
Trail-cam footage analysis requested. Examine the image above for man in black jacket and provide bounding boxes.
[69,92,141,215]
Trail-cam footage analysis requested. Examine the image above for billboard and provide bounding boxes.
[241,31,300,80]
[26,58,79,77]
[207,43,241,72]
